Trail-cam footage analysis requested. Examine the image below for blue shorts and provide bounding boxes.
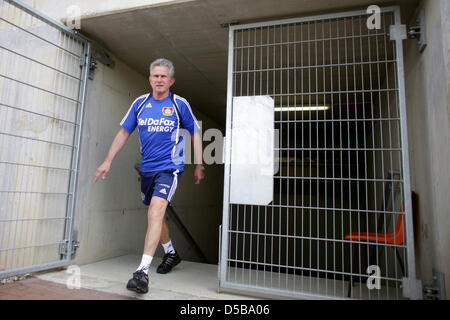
[140,169,182,205]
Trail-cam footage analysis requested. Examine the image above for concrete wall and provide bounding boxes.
[403,0,450,298]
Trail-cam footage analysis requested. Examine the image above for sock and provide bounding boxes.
[136,254,153,274]
[161,240,176,254]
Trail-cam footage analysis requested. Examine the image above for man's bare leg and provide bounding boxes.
[160,218,177,256]
[143,196,169,256]
[160,218,170,245]
[156,209,181,274]
[127,196,168,293]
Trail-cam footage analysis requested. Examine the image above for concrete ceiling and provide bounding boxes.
[79,0,419,126]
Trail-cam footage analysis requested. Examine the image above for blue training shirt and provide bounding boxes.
[120,92,200,173]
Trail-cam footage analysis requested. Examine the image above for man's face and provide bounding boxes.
[149,66,175,96]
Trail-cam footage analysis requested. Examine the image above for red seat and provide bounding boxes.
[345,207,404,245]
[345,200,408,298]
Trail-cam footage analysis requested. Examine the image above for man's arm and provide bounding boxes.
[94,128,131,183]
[191,131,205,185]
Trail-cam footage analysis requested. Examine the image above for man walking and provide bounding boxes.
[94,58,205,293]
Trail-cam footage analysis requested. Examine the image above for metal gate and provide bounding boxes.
[219,6,418,299]
[0,0,90,278]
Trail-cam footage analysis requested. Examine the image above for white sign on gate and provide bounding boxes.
[229,96,275,206]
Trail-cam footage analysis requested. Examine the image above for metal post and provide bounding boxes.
[392,7,421,299]
[219,26,235,285]
[65,41,91,263]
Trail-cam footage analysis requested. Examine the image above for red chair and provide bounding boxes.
[346,207,405,245]
[345,206,406,297]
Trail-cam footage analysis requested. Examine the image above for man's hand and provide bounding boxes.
[194,165,205,185]
[93,128,131,184]
[94,161,111,183]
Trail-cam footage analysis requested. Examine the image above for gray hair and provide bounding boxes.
[149,58,175,78]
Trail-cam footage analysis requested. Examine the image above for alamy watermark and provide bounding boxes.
[367,5,381,30]
[65,5,81,30]
[367,265,381,290]
[65,265,81,290]
[169,121,280,174]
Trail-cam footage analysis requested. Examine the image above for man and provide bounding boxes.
[94,58,205,294]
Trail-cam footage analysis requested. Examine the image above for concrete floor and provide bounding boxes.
[1,255,405,300]
[33,255,257,300]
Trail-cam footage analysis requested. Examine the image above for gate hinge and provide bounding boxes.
[86,46,115,80]
[59,239,80,257]
[88,59,98,80]
[423,269,446,300]
[407,9,427,53]
[80,53,97,80]
[388,9,426,53]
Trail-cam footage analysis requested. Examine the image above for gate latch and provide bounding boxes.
[59,240,80,257]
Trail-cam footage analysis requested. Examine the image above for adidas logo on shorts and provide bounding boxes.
[159,188,167,195]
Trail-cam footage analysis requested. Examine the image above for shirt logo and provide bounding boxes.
[162,107,174,116]
[138,117,176,133]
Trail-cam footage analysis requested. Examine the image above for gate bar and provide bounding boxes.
[393,9,417,281]
[0,16,82,58]
[0,260,68,279]
[219,23,235,286]
[4,0,89,42]
[63,41,91,263]
[0,45,82,80]
[227,6,400,31]
[0,103,79,126]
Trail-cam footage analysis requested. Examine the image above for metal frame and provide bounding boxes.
[0,0,91,278]
[219,6,417,299]
[393,7,417,286]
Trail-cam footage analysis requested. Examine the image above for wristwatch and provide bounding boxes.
[195,165,205,171]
